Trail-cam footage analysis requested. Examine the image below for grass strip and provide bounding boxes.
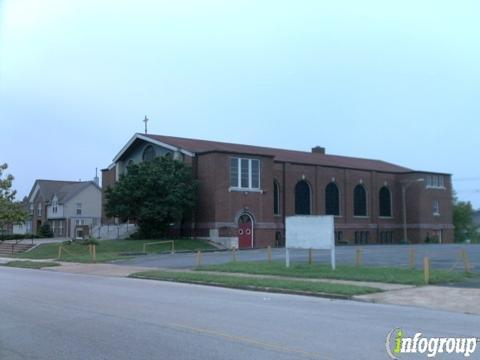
[197,261,475,286]
[4,260,60,269]
[130,270,382,297]
[18,239,215,263]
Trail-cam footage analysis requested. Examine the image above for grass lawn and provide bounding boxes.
[130,270,382,297]
[19,239,215,263]
[196,261,475,286]
[3,260,60,269]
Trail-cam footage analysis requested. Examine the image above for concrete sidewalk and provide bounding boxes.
[47,262,153,277]
[355,286,480,315]
[3,258,479,316]
[42,262,408,291]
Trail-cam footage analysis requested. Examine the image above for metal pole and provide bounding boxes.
[331,247,336,270]
[402,185,408,244]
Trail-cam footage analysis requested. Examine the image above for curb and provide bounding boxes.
[129,274,353,300]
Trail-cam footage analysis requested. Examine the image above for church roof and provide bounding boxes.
[143,134,414,173]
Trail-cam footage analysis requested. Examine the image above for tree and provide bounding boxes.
[105,157,197,238]
[0,163,27,238]
[38,223,54,238]
[453,197,479,243]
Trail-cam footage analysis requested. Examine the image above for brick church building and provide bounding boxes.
[102,133,454,248]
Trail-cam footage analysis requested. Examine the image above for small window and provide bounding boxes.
[37,203,42,216]
[251,160,260,188]
[142,145,156,162]
[433,200,440,216]
[76,203,82,216]
[29,203,34,215]
[273,181,281,215]
[335,231,343,244]
[229,158,239,187]
[241,159,249,188]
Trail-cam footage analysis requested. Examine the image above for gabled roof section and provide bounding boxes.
[143,134,414,173]
[112,133,195,163]
[27,180,100,204]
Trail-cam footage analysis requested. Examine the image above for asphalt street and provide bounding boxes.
[115,243,480,272]
[1,267,479,360]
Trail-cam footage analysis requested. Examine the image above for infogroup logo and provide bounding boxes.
[385,328,479,359]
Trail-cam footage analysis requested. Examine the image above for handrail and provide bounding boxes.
[143,240,175,254]
[9,236,35,255]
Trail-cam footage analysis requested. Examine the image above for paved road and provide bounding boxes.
[115,244,480,272]
[1,267,479,360]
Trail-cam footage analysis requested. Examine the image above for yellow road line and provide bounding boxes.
[169,322,329,360]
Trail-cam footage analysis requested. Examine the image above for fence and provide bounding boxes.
[143,241,175,254]
[190,244,477,284]
[57,244,97,262]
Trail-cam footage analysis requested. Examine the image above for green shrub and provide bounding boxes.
[38,223,54,238]
[82,237,99,246]
[0,233,40,241]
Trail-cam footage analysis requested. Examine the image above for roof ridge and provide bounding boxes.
[145,133,408,167]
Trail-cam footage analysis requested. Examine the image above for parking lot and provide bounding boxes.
[115,243,479,272]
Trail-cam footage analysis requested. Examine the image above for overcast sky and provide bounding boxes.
[1,0,479,207]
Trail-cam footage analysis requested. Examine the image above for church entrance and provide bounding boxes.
[238,214,253,249]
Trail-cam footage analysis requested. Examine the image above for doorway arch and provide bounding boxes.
[238,213,254,249]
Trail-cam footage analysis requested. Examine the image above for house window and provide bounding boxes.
[37,203,42,216]
[353,185,367,216]
[379,186,392,217]
[273,181,281,215]
[229,158,260,190]
[52,198,58,214]
[433,200,440,216]
[142,145,156,162]
[325,182,340,216]
[76,203,82,215]
[29,203,34,215]
[295,180,311,215]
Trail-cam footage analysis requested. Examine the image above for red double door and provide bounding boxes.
[238,214,253,249]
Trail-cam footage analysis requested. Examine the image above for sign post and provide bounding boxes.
[285,215,336,270]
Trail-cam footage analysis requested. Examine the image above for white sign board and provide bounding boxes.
[285,215,336,269]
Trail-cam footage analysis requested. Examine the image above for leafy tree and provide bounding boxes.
[0,163,27,238]
[105,156,197,238]
[453,196,479,243]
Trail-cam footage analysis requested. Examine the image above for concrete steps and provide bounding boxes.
[0,243,35,257]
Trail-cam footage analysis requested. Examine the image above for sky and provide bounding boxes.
[0,0,479,207]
